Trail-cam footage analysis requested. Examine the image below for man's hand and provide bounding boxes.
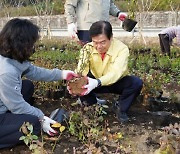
[82,77,99,95]
[118,12,127,21]
[67,23,78,39]
[41,116,57,136]
[62,70,78,80]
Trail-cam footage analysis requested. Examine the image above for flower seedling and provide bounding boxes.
[51,122,66,152]
[19,122,44,153]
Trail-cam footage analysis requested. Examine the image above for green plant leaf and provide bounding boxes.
[117,132,123,139]
[98,116,104,122]
[27,124,33,133]
[24,138,29,145]
[29,144,38,150]
[32,135,38,140]
[19,136,26,140]
[102,105,109,108]
[60,126,65,132]
[102,110,107,115]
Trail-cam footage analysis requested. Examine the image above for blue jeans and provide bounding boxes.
[80,76,143,113]
[0,80,41,149]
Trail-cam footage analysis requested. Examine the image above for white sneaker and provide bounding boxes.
[76,97,106,106]
[96,97,106,105]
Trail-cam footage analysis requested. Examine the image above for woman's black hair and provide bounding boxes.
[0,18,40,63]
[89,21,113,40]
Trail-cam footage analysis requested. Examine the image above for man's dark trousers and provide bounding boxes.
[77,30,92,43]
[80,76,143,113]
[158,34,171,56]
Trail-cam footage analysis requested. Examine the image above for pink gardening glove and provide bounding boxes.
[118,12,127,21]
[62,70,78,81]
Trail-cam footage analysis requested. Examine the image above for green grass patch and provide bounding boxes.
[32,38,179,100]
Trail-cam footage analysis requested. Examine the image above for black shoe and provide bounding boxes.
[112,101,129,123]
[117,112,129,122]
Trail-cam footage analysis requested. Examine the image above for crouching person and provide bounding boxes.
[68,21,143,123]
[0,18,77,148]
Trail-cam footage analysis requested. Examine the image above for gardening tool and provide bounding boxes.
[122,18,137,32]
[49,108,69,123]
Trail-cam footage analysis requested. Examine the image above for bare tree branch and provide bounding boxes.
[30,0,54,39]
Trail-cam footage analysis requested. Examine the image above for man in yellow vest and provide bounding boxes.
[68,21,143,122]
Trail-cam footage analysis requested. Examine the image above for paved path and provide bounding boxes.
[41,28,163,38]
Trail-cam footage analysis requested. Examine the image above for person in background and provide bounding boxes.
[64,0,127,43]
[68,21,143,123]
[0,18,77,148]
[158,26,180,56]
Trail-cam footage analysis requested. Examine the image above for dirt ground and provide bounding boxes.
[0,36,179,153]
[0,90,179,154]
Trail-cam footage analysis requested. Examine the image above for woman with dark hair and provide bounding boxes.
[0,18,77,148]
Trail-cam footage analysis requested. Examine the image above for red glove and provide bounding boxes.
[118,12,127,21]
[62,70,78,80]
